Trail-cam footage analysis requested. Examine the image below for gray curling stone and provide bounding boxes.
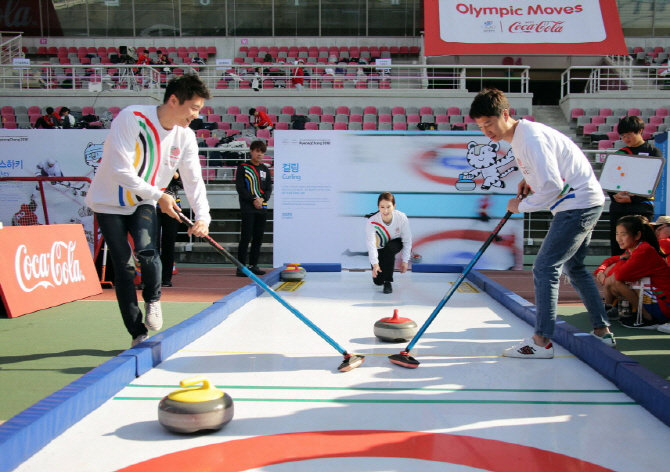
[281,263,306,281]
[374,309,418,343]
[455,173,476,191]
[158,377,234,434]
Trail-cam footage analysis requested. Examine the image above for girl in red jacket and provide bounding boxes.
[595,215,670,329]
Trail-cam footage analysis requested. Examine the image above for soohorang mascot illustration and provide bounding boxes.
[462,141,518,191]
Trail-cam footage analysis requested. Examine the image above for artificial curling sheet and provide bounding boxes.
[12,272,670,472]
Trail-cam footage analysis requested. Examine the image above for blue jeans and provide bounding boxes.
[533,206,610,338]
[96,204,161,338]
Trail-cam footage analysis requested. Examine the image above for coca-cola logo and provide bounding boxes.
[14,241,85,292]
[509,21,564,33]
[0,0,33,28]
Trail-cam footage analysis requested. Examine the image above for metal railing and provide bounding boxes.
[0,31,22,65]
[0,62,530,94]
[561,64,670,97]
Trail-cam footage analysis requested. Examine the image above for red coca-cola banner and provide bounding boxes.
[0,0,63,36]
[0,225,101,318]
[425,0,627,56]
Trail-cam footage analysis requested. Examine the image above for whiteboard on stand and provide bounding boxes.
[599,154,666,197]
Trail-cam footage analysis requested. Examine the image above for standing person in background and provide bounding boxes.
[365,192,412,294]
[607,116,662,256]
[156,172,183,287]
[469,88,615,357]
[292,60,305,91]
[86,74,212,347]
[235,140,272,277]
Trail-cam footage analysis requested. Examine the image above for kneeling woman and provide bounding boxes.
[365,192,412,294]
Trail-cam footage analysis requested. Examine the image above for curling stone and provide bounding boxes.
[455,173,476,191]
[411,252,422,264]
[158,376,234,434]
[281,263,306,281]
[374,309,418,343]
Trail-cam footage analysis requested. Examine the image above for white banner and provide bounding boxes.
[439,0,606,44]
[273,130,524,270]
[0,130,108,248]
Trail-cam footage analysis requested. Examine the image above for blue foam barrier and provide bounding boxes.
[0,356,136,472]
[467,270,537,325]
[285,263,341,272]
[0,269,279,471]
[119,340,161,376]
[149,303,238,365]
[564,331,637,383]
[412,264,464,273]
[469,269,670,430]
[616,362,670,428]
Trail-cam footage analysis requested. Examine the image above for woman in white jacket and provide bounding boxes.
[365,192,412,294]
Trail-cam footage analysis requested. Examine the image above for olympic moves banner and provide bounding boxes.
[273,130,524,271]
[425,0,627,56]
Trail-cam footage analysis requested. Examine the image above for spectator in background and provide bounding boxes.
[136,49,152,66]
[292,59,305,91]
[651,216,670,255]
[34,107,61,129]
[235,140,272,277]
[249,107,274,132]
[251,67,262,92]
[607,116,662,256]
[155,50,170,65]
[60,107,76,129]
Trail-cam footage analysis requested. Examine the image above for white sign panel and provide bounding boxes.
[439,0,606,44]
[216,58,232,70]
[273,131,524,270]
[12,58,30,69]
[599,154,665,197]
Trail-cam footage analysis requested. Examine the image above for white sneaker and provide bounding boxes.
[657,323,670,334]
[502,338,554,359]
[131,334,148,347]
[590,331,617,348]
[144,301,163,331]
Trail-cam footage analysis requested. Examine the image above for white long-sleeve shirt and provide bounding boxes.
[512,120,604,215]
[86,105,210,224]
[366,210,412,265]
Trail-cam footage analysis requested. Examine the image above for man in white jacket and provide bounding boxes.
[86,74,212,347]
[469,88,615,359]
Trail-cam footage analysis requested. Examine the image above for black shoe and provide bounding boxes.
[136,283,144,290]
[249,266,266,276]
[236,268,246,277]
[383,282,392,294]
[620,315,659,329]
[161,281,172,287]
